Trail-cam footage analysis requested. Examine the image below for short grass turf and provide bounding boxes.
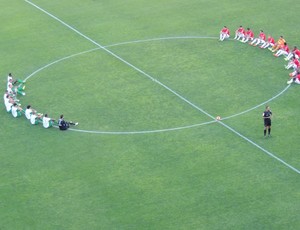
[1,0,300,229]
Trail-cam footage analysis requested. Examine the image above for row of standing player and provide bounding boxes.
[219,26,300,85]
[219,27,276,138]
[3,73,78,130]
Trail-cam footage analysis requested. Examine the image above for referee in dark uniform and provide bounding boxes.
[262,106,272,137]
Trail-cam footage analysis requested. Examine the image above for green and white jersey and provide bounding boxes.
[43,117,51,128]
[30,114,38,125]
[25,108,32,119]
[11,106,21,118]
[5,102,13,112]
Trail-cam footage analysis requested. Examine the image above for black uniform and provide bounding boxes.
[263,109,272,127]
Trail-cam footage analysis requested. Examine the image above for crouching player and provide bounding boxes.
[219,26,230,41]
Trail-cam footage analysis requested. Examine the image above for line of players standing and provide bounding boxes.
[3,73,78,130]
[219,26,300,84]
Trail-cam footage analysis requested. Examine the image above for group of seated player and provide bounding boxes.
[3,73,78,130]
[219,26,300,85]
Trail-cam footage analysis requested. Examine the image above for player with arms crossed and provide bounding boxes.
[262,106,272,138]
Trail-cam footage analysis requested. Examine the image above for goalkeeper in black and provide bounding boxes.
[262,106,272,137]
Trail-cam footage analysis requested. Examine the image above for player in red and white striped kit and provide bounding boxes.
[260,35,275,49]
[219,26,230,41]
[250,30,266,46]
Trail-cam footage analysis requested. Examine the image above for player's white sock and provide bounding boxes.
[285,63,292,69]
[286,53,292,60]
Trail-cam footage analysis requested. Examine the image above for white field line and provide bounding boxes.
[67,120,216,134]
[104,36,218,48]
[25,0,215,118]
[222,85,291,120]
[24,47,101,81]
[25,0,300,174]
[24,41,289,135]
[219,121,300,174]
[25,37,290,134]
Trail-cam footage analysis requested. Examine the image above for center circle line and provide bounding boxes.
[24,36,290,134]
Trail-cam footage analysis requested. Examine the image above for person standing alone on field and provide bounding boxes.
[262,106,272,137]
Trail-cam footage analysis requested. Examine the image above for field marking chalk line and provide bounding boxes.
[25,37,290,134]
[25,0,299,174]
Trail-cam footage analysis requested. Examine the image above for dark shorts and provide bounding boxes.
[264,118,271,127]
[59,122,70,130]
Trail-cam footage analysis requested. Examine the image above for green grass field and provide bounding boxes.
[1,0,300,229]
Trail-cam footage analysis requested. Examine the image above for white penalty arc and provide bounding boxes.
[25,36,290,134]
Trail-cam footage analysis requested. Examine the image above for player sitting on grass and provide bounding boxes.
[234,25,245,40]
[7,78,25,96]
[241,28,254,43]
[285,56,300,70]
[260,35,275,49]
[268,35,285,52]
[287,73,300,84]
[30,111,43,125]
[219,26,230,41]
[11,103,23,118]
[250,30,266,46]
[58,114,78,131]
[7,73,25,85]
[4,90,19,105]
[284,46,300,61]
[287,67,300,84]
[273,42,289,57]
[4,95,14,113]
[25,105,37,120]
[42,114,56,128]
